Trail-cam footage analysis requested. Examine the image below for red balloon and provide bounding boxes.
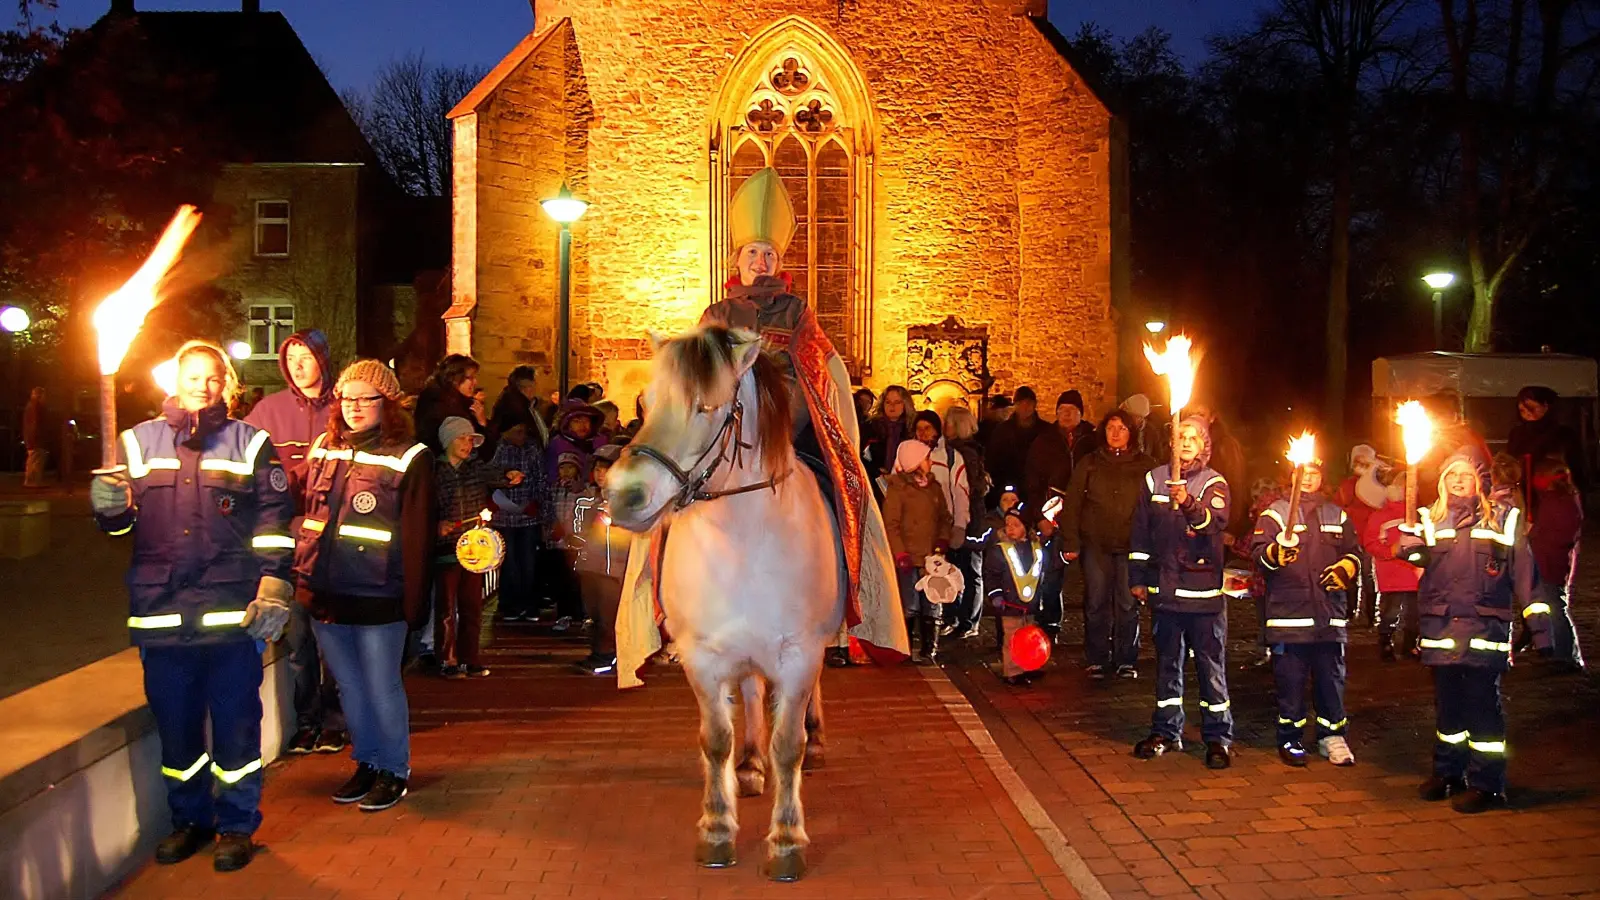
[1010,623,1052,672]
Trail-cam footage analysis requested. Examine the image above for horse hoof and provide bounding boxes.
[764,849,807,882]
[736,768,766,797]
[695,840,737,869]
[802,744,825,771]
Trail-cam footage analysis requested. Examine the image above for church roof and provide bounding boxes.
[447,20,565,120]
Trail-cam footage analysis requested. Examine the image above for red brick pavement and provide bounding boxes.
[941,587,1600,900]
[108,625,1088,900]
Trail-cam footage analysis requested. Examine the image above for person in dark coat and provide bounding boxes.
[1023,389,1098,521]
[1526,458,1585,671]
[862,384,916,495]
[1250,455,1361,768]
[1061,409,1157,678]
[483,364,548,457]
[1130,416,1235,770]
[1508,385,1589,506]
[1398,453,1550,813]
[985,386,1046,508]
[244,329,345,754]
[413,354,483,455]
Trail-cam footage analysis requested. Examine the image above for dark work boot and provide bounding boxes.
[916,616,939,666]
[213,833,254,872]
[154,826,214,865]
[1379,635,1397,662]
[1418,775,1466,802]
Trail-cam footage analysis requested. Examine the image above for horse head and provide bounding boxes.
[608,325,793,531]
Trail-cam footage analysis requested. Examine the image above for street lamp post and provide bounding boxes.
[1,307,30,471]
[1423,272,1455,350]
[541,183,589,399]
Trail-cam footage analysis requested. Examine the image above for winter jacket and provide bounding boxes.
[1529,487,1583,591]
[414,383,482,455]
[1398,495,1549,670]
[573,486,631,577]
[927,438,971,546]
[245,329,334,477]
[1129,463,1231,614]
[545,401,603,483]
[883,472,953,567]
[1334,475,1377,555]
[984,413,1047,500]
[1508,415,1589,498]
[984,535,1064,617]
[548,477,586,547]
[862,413,915,489]
[488,437,547,529]
[1249,494,1359,644]
[1022,420,1097,515]
[1362,500,1422,594]
[97,400,293,648]
[947,438,990,538]
[293,429,436,628]
[1061,445,1157,555]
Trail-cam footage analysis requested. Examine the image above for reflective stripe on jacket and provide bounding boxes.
[1128,464,1231,613]
[1249,496,1357,644]
[293,434,429,599]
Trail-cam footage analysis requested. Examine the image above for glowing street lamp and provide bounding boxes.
[227,340,252,361]
[541,183,589,399]
[1422,271,1455,350]
[0,306,30,333]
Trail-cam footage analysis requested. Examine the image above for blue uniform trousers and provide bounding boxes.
[1151,609,1232,745]
[1432,665,1507,794]
[1272,642,1347,744]
[141,642,265,835]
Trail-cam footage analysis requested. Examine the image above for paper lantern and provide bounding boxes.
[1010,623,1052,672]
[455,526,506,574]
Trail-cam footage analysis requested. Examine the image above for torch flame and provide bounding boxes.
[92,206,203,375]
[1396,401,1433,466]
[1142,334,1195,413]
[1285,431,1317,468]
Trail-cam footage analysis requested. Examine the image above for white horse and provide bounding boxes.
[607,325,843,882]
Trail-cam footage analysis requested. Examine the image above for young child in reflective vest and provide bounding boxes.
[984,505,1063,685]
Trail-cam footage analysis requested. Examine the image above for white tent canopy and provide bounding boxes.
[1372,353,1598,399]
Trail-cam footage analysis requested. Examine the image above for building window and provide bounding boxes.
[254,200,290,257]
[719,50,871,376]
[248,304,295,358]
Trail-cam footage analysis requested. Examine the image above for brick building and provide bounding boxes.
[449,1,1127,414]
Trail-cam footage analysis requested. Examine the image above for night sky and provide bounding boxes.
[44,0,1258,94]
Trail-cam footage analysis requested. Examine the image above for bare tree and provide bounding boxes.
[1247,0,1417,438]
[1439,0,1600,350]
[345,53,486,197]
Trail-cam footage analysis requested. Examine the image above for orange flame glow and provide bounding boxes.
[1142,335,1195,413]
[92,206,203,375]
[1286,431,1317,468]
[151,358,178,397]
[1395,401,1433,466]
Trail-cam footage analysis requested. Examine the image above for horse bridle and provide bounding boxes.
[625,397,787,512]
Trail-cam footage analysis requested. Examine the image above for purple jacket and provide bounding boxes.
[245,329,334,478]
[545,401,602,483]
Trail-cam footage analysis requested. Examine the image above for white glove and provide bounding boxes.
[242,575,294,642]
[90,474,132,516]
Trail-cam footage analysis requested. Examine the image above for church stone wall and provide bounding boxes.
[462,3,1117,415]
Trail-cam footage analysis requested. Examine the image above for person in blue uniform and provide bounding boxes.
[1399,453,1551,813]
[1129,416,1234,769]
[90,340,295,872]
[1250,455,1361,767]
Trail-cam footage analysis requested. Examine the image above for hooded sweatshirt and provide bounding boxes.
[245,329,334,477]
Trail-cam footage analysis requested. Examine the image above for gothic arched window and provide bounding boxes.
[716,44,873,377]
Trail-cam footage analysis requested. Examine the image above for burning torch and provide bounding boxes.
[91,206,203,473]
[1143,334,1196,510]
[1280,432,1318,547]
[1396,401,1434,527]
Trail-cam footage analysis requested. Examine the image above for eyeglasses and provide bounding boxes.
[340,395,384,408]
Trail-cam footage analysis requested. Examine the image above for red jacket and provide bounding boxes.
[1335,476,1377,551]
[1361,500,1421,593]
[1529,488,1583,591]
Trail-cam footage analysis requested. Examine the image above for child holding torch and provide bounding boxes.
[1249,435,1361,768]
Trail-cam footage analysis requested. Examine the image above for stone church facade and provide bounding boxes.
[449,0,1126,414]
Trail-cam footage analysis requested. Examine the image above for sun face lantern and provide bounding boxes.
[455,524,506,575]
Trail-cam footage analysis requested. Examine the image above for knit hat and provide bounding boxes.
[438,416,483,451]
[894,439,932,473]
[1120,393,1151,419]
[1056,390,1084,414]
[1349,443,1377,470]
[1176,415,1214,470]
[1013,386,1037,404]
[557,451,582,471]
[336,359,402,401]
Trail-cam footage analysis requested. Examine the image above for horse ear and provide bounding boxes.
[730,329,763,377]
[647,330,668,354]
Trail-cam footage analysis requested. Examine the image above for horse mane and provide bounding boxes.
[656,325,793,477]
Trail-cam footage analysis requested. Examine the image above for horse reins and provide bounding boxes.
[625,397,788,511]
